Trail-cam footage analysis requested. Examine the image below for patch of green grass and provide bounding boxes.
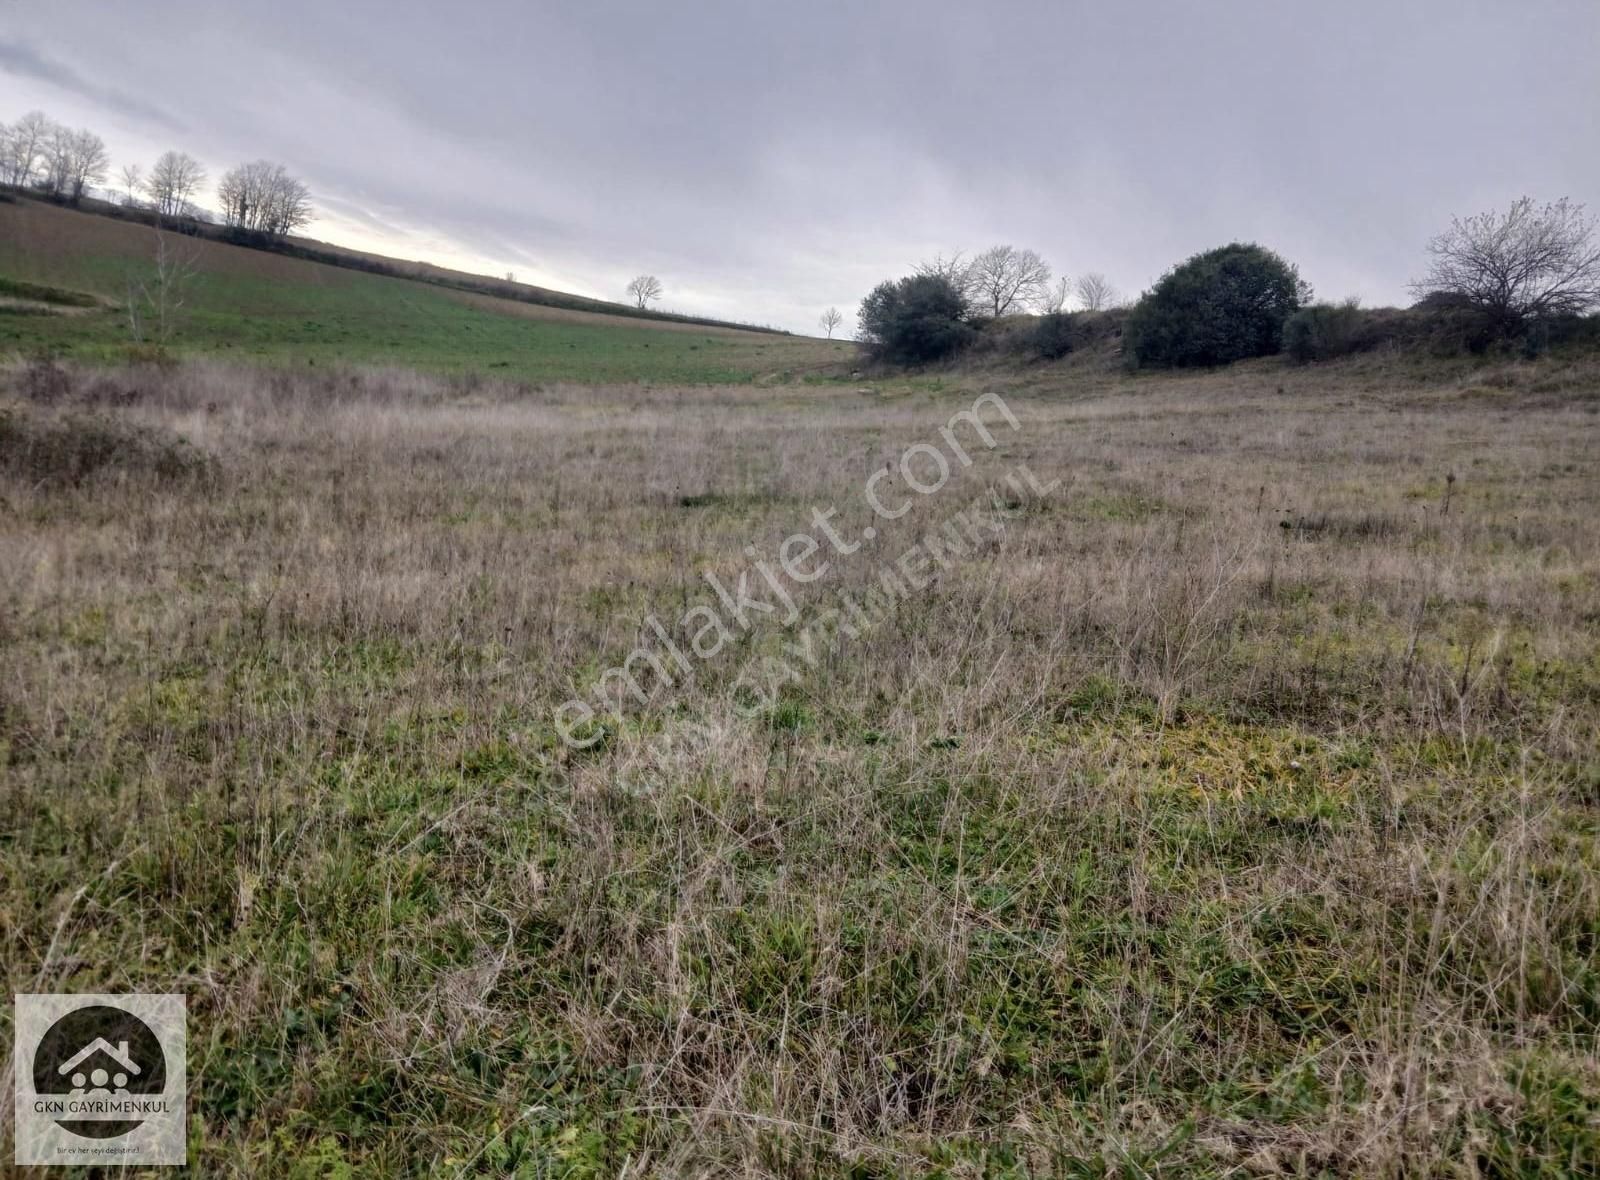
[766,696,812,732]
[677,489,784,511]
[0,202,843,384]
[1072,489,1167,523]
[0,280,816,384]
[1474,1054,1600,1178]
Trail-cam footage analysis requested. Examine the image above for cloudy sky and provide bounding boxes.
[3,1,1597,333]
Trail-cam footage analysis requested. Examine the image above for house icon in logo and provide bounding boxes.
[16,994,186,1165]
[57,1038,142,1095]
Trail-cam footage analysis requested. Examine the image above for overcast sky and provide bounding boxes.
[4,1,1597,333]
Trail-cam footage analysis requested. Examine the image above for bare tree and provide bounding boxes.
[627,274,663,309]
[915,251,977,302]
[216,166,249,227]
[120,163,143,206]
[819,307,843,338]
[144,151,207,219]
[2,110,52,187]
[64,129,108,201]
[126,230,200,345]
[969,244,1052,317]
[217,161,314,238]
[1411,197,1600,329]
[42,122,74,196]
[7,116,103,200]
[270,174,312,237]
[1075,272,1118,311]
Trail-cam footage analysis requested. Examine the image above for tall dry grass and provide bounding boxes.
[1,353,1597,1175]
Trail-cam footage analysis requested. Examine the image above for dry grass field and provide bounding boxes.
[2,351,1599,1175]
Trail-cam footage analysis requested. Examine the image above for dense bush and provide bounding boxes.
[961,308,1129,365]
[1283,300,1371,362]
[1063,308,1128,351]
[1544,312,1600,351]
[1031,311,1075,359]
[1125,243,1306,368]
[857,274,974,364]
[1282,303,1600,362]
[1284,302,1507,361]
[1404,294,1600,357]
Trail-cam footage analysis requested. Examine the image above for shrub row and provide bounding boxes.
[859,226,1600,372]
[1281,302,1600,362]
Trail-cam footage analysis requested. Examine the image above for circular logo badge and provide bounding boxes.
[31,1004,169,1139]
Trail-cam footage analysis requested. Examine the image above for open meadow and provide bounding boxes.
[3,349,1598,1175]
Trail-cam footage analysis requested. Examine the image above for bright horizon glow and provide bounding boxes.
[3,2,1597,336]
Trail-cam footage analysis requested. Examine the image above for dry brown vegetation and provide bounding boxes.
[2,352,1598,1176]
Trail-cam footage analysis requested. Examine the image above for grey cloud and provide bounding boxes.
[0,39,187,134]
[3,1,1597,331]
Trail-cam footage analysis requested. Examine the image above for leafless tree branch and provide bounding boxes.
[627,274,663,309]
[1411,197,1600,328]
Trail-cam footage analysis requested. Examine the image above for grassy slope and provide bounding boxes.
[0,198,849,383]
[2,352,1598,1175]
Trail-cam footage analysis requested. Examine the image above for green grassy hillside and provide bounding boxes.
[0,197,848,383]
